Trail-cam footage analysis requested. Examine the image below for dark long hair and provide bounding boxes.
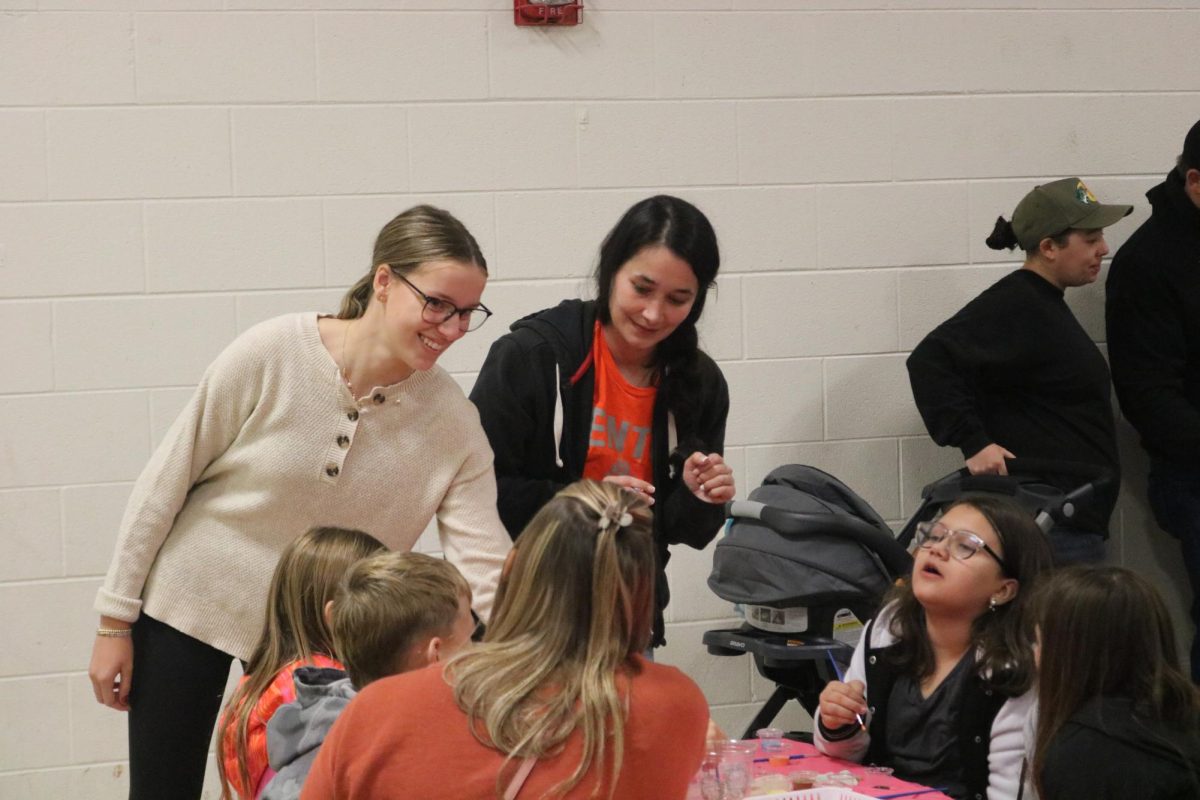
[1032,566,1200,796]
[593,195,719,434]
[884,494,1052,696]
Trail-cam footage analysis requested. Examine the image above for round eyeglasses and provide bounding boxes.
[913,521,1008,574]
[396,273,492,332]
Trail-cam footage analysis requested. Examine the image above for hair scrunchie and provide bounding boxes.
[597,502,634,532]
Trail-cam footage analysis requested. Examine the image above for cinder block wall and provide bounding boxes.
[2,3,1196,796]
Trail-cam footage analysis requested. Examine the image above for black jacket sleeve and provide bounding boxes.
[469,334,567,540]
[907,343,992,459]
[906,298,1020,460]
[658,359,730,550]
[1107,250,1200,464]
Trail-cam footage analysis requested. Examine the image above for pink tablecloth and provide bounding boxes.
[688,738,954,800]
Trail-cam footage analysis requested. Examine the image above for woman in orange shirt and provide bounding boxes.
[303,480,710,800]
[470,195,735,650]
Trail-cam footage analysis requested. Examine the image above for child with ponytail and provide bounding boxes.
[303,480,710,800]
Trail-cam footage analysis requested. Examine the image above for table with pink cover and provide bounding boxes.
[687,738,954,800]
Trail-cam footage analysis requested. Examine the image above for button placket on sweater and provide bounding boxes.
[323,397,369,484]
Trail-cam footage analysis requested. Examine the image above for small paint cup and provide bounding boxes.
[790,770,818,790]
[755,726,784,752]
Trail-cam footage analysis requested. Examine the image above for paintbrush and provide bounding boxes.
[826,650,867,732]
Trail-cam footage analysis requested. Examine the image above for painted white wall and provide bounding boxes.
[1,2,1196,796]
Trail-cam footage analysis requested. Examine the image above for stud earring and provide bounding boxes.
[988,597,998,612]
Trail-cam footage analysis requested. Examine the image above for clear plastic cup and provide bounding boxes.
[698,750,724,800]
[755,726,785,752]
[789,770,818,790]
[717,740,754,799]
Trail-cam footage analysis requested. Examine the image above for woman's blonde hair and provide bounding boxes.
[336,204,487,320]
[217,526,384,799]
[445,480,655,799]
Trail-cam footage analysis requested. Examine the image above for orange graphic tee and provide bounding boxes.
[583,321,656,485]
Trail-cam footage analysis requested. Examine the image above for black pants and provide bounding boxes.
[128,614,235,800]
[1148,459,1200,683]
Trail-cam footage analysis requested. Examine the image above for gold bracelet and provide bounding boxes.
[96,627,133,638]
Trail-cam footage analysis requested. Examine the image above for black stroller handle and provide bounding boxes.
[726,500,913,578]
[964,457,1114,487]
[917,457,1116,535]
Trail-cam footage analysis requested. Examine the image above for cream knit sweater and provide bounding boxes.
[95,313,511,661]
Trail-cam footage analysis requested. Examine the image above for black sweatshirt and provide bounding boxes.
[1107,170,1200,467]
[469,299,730,647]
[906,269,1120,534]
[1039,696,1200,800]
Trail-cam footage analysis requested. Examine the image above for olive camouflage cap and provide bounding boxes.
[1011,177,1132,251]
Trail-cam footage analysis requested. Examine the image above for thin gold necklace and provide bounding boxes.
[340,319,356,397]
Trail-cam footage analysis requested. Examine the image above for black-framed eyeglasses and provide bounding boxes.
[914,521,1008,574]
[396,273,492,332]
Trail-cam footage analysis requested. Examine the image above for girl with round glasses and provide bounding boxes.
[87,205,511,800]
[815,495,1053,800]
[914,520,1009,570]
[469,195,734,650]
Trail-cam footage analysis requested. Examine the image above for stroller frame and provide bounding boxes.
[704,492,912,739]
[703,612,852,738]
[705,458,1113,740]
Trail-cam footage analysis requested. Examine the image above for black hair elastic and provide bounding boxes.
[985,215,1019,251]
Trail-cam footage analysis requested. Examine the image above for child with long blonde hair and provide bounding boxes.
[217,526,383,799]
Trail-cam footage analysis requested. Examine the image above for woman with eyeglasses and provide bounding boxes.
[469,195,734,650]
[815,495,1053,800]
[87,205,512,800]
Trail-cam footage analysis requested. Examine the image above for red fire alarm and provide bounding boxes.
[514,0,582,26]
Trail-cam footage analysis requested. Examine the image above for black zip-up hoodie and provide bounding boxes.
[1038,696,1200,800]
[469,299,730,647]
[1107,170,1200,467]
